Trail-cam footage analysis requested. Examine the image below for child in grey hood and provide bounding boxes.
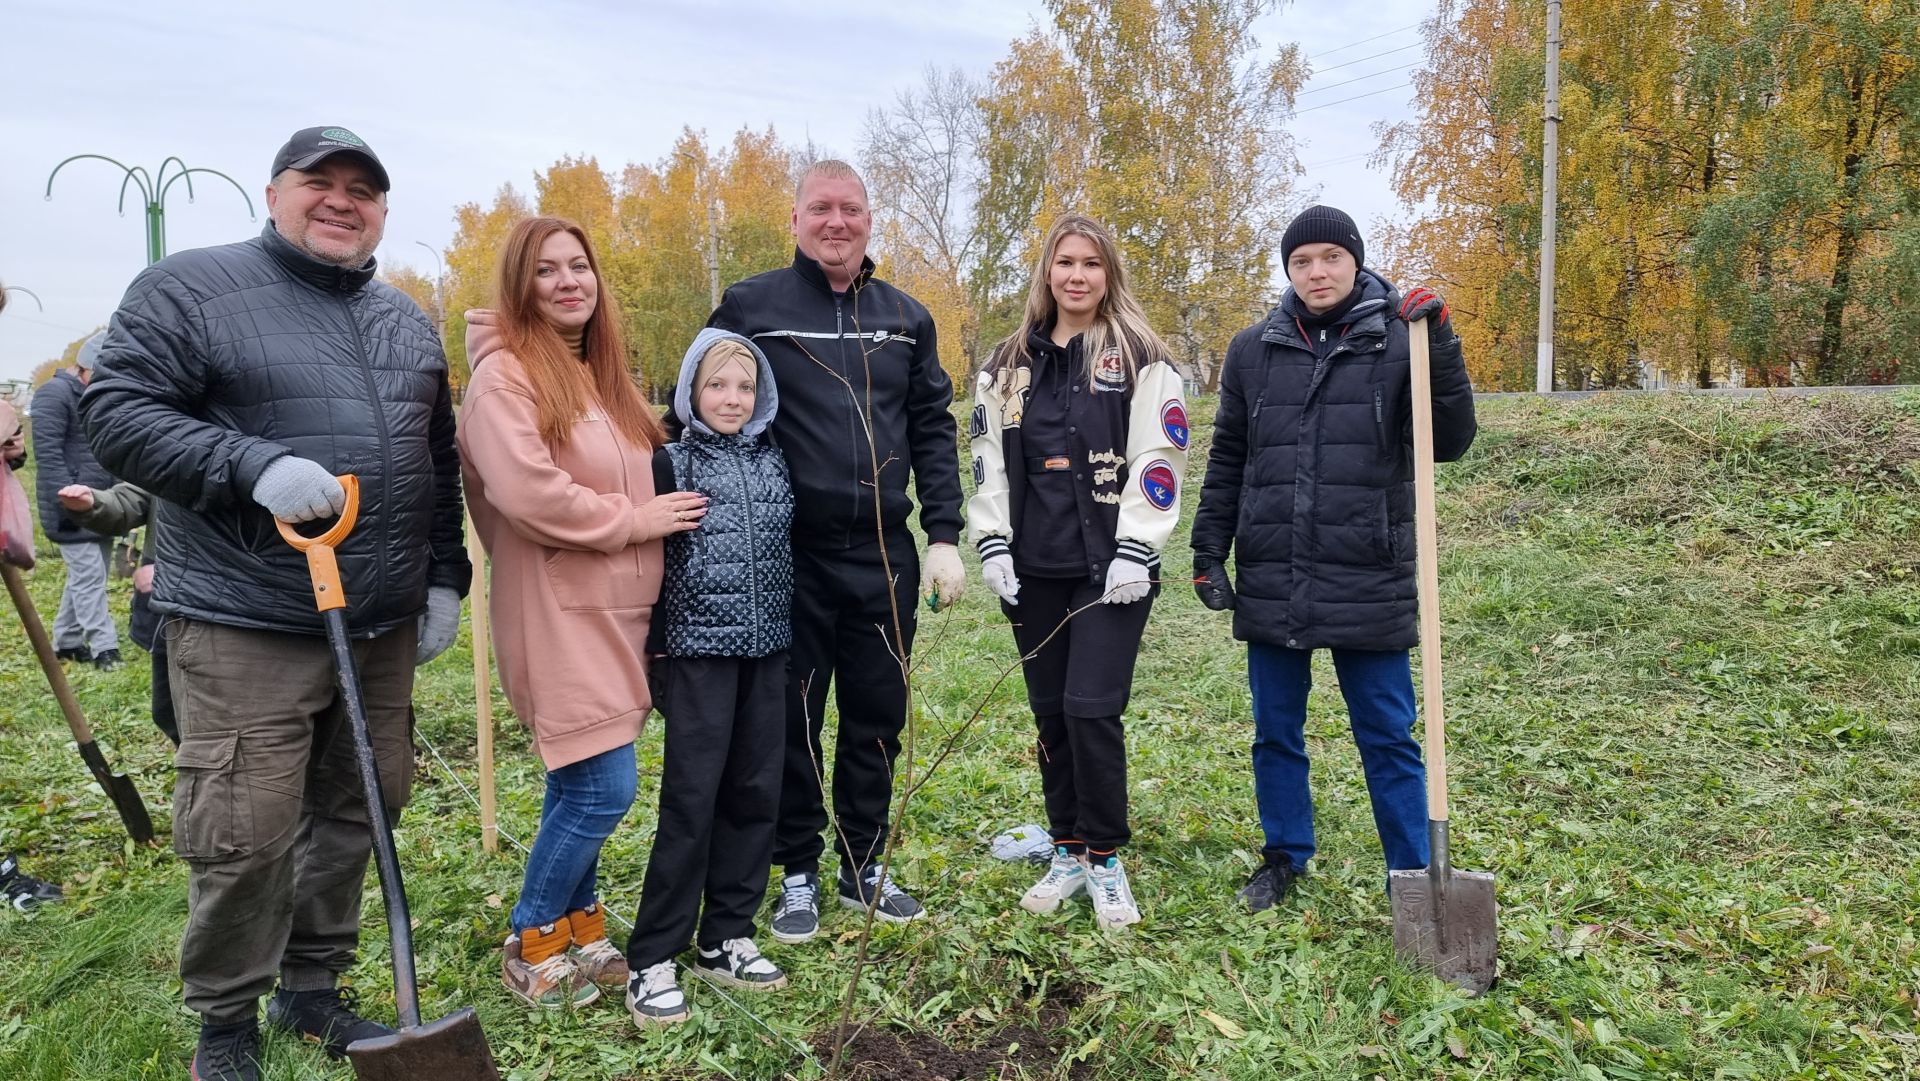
[623,328,794,1027]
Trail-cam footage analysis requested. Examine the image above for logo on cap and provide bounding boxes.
[319,128,366,148]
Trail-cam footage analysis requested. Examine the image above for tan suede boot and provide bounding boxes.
[502,920,598,1009]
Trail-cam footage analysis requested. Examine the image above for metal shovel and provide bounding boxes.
[1388,319,1498,995]
[276,476,502,1080]
[2,561,155,844]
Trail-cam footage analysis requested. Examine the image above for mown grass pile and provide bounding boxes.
[1,390,1916,1079]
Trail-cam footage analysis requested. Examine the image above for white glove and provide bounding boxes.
[252,456,346,523]
[923,542,966,611]
[1103,558,1151,604]
[982,552,1021,606]
[415,586,462,666]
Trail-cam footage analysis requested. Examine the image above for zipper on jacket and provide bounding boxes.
[343,294,394,626]
[835,293,859,548]
[738,447,762,653]
[1373,387,1389,455]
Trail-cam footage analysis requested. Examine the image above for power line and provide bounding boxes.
[1296,81,1414,114]
[1309,42,1425,75]
[1301,62,1420,96]
[1305,22,1423,61]
[1301,150,1378,170]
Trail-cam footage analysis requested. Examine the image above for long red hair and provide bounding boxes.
[493,216,666,449]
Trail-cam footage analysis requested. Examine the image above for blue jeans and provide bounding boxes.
[1246,643,1429,872]
[511,743,637,932]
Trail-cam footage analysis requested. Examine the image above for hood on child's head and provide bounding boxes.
[674,327,778,438]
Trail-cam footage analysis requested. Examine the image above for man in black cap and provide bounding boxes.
[83,126,468,1081]
[1189,204,1477,913]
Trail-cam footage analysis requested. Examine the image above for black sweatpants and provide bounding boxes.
[627,652,788,967]
[1004,574,1157,851]
[774,534,918,878]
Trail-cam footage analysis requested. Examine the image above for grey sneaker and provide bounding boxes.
[626,961,689,1026]
[1020,846,1087,914]
[770,872,820,944]
[1086,854,1141,931]
[693,937,788,991]
[838,864,926,922]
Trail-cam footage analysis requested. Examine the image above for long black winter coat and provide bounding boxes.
[82,225,470,638]
[30,370,116,543]
[1189,270,1476,651]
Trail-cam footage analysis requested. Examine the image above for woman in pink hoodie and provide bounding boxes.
[458,216,706,1010]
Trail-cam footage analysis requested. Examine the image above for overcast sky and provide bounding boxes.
[0,0,1434,383]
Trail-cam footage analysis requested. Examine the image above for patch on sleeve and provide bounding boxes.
[969,403,988,440]
[1160,400,1190,450]
[1139,459,1177,510]
[972,455,985,486]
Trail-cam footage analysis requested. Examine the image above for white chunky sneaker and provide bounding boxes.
[626,960,690,1026]
[1086,854,1142,931]
[693,937,788,991]
[1020,846,1088,914]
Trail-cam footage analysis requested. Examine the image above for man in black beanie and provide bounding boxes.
[1188,204,1478,911]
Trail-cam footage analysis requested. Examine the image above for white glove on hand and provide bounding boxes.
[1103,558,1152,605]
[252,456,346,523]
[923,543,966,611]
[415,586,461,666]
[982,552,1021,606]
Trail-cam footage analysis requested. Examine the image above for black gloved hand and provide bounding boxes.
[1397,286,1456,342]
[1192,559,1236,611]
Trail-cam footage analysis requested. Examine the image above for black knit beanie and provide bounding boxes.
[1281,205,1364,267]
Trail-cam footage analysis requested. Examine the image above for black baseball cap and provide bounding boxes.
[270,126,390,192]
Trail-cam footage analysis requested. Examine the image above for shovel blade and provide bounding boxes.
[345,1008,502,1081]
[1390,867,1498,995]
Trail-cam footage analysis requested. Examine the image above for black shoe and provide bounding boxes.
[91,648,123,671]
[190,1019,262,1081]
[53,645,91,663]
[0,853,62,911]
[1238,859,1299,913]
[837,865,926,923]
[770,872,821,944]
[265,985,393,1059]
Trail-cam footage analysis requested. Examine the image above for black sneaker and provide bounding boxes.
[53,645,91,663]
[91,648,123,671]
[190,1018,262,1081]
[770,872,820,944]
[265,985,393,1059]
[838,865,925,923]
[0,854,62,911]
[1238,858,1300,913]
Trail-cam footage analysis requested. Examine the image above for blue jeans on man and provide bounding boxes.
[1247,643,1429,872]
[511,743,637,932]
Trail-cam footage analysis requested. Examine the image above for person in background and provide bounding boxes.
[967,213,1188,932]
[32,331,121,671]
[1188,205,1477,913]
[57,481,174,743]
[458,216,702,1012]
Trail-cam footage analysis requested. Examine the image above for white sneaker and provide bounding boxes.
[693,937,788,991]
[626,960,689,1026]
[1086,854,1141,931]
[1020,846,1088,914]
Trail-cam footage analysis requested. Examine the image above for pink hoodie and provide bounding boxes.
[457,310,663,770]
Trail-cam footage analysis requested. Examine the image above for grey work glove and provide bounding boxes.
[416,586,461,666]
[252,456,347,523]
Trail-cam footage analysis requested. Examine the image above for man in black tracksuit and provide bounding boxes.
[705,160,966,942]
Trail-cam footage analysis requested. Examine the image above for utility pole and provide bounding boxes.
[47,155,255,266]
[706,198,722,309]
[1536,0,1562,393]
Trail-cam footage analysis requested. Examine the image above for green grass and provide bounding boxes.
[2,390,1918,1079]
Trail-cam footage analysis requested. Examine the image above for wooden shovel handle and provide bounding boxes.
[1409,319,1450,824]
[274,474,359,614]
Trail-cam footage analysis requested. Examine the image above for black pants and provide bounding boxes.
[137,596,178,745]
[627,652,787,967]
[1004,575,1156,851]
[774,535,918,878]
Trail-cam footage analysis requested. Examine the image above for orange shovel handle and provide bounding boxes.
[274,474,360,613]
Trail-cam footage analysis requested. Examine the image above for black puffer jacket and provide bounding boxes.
[30,370,116,543]
[707,250,962,550]
[1189,269,1476,650]
[82,224,470,638]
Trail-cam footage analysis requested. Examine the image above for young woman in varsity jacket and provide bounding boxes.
[967,214,1189,931]
[624,328,795,1026]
